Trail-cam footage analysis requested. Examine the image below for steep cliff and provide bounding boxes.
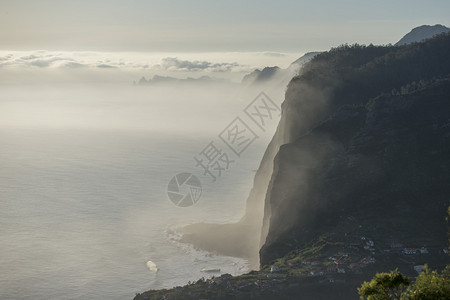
[260,33,450,265]
[180,33,450,269]
[261,78,450,265]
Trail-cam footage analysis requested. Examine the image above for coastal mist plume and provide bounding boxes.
[179,58,338,269]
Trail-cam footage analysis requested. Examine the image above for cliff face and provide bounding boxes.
[261,80,450,265]
[180,33,450,270]
[259,33,450,265]
[180,52,334,266]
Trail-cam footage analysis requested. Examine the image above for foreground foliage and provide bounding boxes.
[358,266,450,300]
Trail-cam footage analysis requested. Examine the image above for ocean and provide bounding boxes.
[0,84,276,299]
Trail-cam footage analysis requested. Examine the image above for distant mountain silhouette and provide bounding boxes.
[135,75,230,85]
[241,66,281,85]
[395,24,450,45]
[241,52,321,87]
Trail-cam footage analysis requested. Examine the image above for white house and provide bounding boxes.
[402,248,418,255]
[419,247,429,254]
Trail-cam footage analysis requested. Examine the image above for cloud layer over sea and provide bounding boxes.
[0,50,300,84]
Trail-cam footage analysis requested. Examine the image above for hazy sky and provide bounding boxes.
[1,0,449,52]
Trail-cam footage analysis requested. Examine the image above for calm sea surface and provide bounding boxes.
[0,85,274,299]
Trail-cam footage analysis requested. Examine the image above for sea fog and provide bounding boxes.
[0,53,286,299]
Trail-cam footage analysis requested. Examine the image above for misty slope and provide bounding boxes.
[395,24,450,46]
[288,52,322,69]
[180,52,322,267]
[260,33,450,265]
